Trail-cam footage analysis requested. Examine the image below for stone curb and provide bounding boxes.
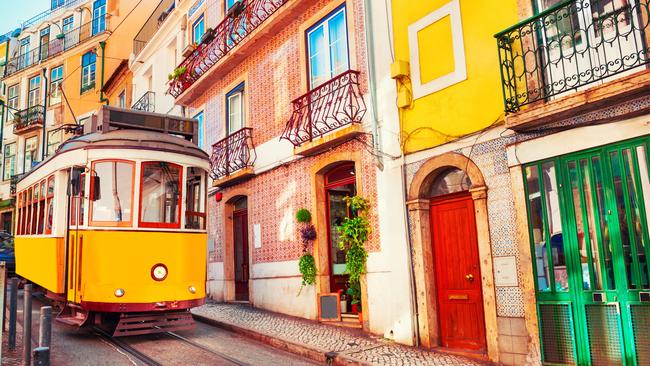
[192,313,373,366]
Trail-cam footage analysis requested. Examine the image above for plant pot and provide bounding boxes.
[55,33,65,40]
[351,303,359,314]
[200,29,215,44]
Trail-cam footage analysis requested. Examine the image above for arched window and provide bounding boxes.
[429,167,471,197]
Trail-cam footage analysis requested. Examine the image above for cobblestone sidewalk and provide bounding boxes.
[192,302,490,366]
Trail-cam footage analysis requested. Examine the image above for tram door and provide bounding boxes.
[559,142,650,365]
[67,168,85,304]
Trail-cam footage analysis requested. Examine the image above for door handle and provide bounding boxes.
[465,274,474,282]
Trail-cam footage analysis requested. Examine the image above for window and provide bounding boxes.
[81,51,96,93]
[47,130,62,157]
[194,111,204,149]
[40,27,50,60]
[90,160,134,226]
[185,167,206,229]
[45,176,55,235]
[7,84,19,122]
[192,15,205,45]
[139,162,182,228]
[24,136,39,172]
[3,143,16,181]
[28,75,41,108]
[92,0,107,35]
[51,0,65,10]
[226,83,244,134]
[70,168,85,227]
[306,6,349,89]
[118,90,126,108]
[37,180,46,235]
[50,66,63,105]
[62,16,74,32]
[20,37,30,68]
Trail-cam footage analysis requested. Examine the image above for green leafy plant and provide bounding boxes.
[337,196,371,286]
[295,208,312,223]
[298,253,317,287]
[168,66,187,81]
[346,282,361,305]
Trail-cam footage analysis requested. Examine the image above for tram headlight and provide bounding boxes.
[151,264,168,281]
[188,286,196,294]
[114,288,125,297]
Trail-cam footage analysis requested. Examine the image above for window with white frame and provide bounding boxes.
[62,16,74,32]
[192,14,205,45]
[3,143,16,181]
[226,83,244,135]
[47,130,62,157]
[194,111,204,149]
[51,0,65,10]
[50,65,63,105]
[24,136,39,172]
[28,75,41,108]
[306,6,349,89]
[92,0,107,35]
[81,51,96,92]
[7,84,19,122]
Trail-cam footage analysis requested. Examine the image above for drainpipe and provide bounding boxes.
[41,67,48,161]
[362,0,383,171]
[99,41,108,105]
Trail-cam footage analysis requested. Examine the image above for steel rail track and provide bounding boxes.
[165,331,250,366]
[93,327,163,366]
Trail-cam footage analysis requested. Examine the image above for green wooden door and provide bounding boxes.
[524,137,650,365]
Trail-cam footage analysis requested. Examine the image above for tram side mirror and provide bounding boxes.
[70,170,81,196]
[91,175,101,201]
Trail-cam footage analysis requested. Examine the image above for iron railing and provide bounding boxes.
[10,173,26,195]
[167,0,289,98]
[22,0,84,29]
[209,127,256,180]
[281,70,366,147]
[496,0,650,113]
[132,91,156,112]
[133,0,175,58]
[4,15,108,77]
[13,105,45,133]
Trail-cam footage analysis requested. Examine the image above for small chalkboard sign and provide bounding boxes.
[318,293,341,322]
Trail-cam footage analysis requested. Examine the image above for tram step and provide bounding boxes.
[56,305,91,327]
[113,310,196,337]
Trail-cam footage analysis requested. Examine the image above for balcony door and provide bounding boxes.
[92,0,107,35]
[226,83,244,135]
[28,76,42,109]
[306,5,350,89]
[535,0,645,99]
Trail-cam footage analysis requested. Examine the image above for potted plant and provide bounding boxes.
[346,282,361,314]
[296,208,317,295]
[168,66,187,81]
[200,28,215,44]
[55,33,65,40]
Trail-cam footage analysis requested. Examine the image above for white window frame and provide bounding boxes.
[28,75,42,108]
[3,142,16,181]
[50,65,64,105]
[306,6,350,89]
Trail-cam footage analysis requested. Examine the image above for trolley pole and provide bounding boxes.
[38,306,52,349]
[8,277,17,350]
[23,283,33,366]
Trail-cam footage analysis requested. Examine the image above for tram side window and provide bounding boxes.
[45,176,54,235]
[71,173,85,226]
[26,188,33,235]
[37,180,46,235]
[140,162,182,228]
[90,161,134,226]
[185,167,206,230]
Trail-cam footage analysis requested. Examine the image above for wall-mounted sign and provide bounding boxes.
[318,293,341,322]
[494,256,518,287]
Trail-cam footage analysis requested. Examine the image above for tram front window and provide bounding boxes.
[90,161,134,225]
[140,162,182,228]
[185,167,206,230]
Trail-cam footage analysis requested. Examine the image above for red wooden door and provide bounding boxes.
[430,193,486,351]
[233,209,249,301]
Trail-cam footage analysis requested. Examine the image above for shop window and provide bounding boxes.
[185,167,206,229]
[306,5,349,89]
[139,162,182,228]
[90,160,134,226]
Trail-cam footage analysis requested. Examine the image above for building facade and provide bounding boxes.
[392,0,650,364]
[166,0,415,344]
[0,0,160,232]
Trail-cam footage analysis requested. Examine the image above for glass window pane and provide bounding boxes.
[308,26,328,89]
[591,156,616,289]
[328,183,356,275]
[228,93,242,133]
[568,161,594,290]
[328,10,349,77]
[185,167,205,230]
[140,162,181,226]
[636,146,650,287]
[429,168,471,197]
[91,161,133,224]
[526,165,551,292]
[622,148,649,289]
[542,162,568,292]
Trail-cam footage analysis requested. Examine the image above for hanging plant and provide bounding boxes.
[337,196,370,286]
[296,208,317,295]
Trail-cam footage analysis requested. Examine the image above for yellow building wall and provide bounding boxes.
[392,0,518,154]
[0,41,7,102]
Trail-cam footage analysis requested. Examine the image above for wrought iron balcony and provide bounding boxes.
[496,0,650,113]
[133,0,175,58]
[4,15,108,77]
[209,128,256,185]
[132,91,155,112]
[167,0,289,98]
[281,70,366,148]
[13,105,45,134]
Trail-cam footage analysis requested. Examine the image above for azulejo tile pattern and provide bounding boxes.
[193,302,488,366]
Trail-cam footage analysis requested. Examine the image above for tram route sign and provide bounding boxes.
[91,106,199,143]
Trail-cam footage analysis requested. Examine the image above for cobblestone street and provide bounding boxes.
[193,303,490,365]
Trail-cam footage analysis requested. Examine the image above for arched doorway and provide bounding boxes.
[231,196,249,302]
[428,168,486,351]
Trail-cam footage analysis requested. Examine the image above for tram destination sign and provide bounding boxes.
[93,106,198,142]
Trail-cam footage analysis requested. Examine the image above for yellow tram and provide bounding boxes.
[13,106,209,335]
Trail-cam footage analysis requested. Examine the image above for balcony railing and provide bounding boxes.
[281,70,366,147]
[167,0,289,98]
[209,128,256,180]
[496,0,650,113]
[13,105,45,134]
[4,15,108,77]
[133,0,175,58]
[132,91,156,112]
